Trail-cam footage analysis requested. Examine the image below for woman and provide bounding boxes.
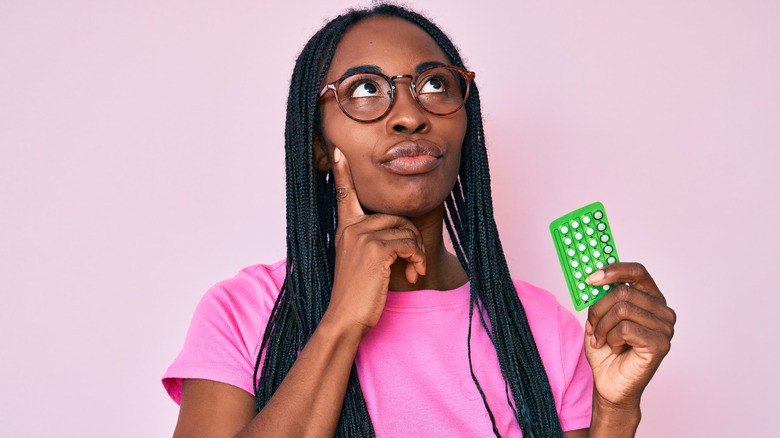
[164,4,676,437]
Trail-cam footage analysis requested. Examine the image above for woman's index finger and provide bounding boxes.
[587,262,666,304]
[332,147,365,220]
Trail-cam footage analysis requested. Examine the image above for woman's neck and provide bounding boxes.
[387,205,469,292]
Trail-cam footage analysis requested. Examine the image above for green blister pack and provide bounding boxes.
[550,202,620,311]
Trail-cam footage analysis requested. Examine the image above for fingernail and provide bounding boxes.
[333,148,342,163]
[585,269,605,285]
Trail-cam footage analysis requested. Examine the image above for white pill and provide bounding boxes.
[586,227,594,235]
[575,232,583,240]
[603,285,611,291]
[607,256,616,264]
[604,245,613,254]
[597,222,607,231]
[594,211,603,220]
[574,271,583,279]
[582,216,591,224]
[585,266,593,274]
[589,239,597,247]
[560,225,569,234]
[578,282,586,290]
[596,261,604,269]
[567,249,575,257]
[571,260,579,268]
[592,288,599,296]
[582,255,590,263]
[564,237,572,245]
[571,221,579,228]
[578,244,586,252]
[593,250,601,258]
[582,293,589,301]
[600,234,610,243]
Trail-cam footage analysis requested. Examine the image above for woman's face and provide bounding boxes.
[318,16,467,218]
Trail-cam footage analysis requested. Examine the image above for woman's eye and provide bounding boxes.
[418,77,447,94]
[349,81,382,98]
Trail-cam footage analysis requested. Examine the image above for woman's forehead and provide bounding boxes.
[325,16,451,81]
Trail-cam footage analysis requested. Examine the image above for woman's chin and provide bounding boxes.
[363,200,445,220]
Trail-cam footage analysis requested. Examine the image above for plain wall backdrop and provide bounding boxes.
[1,0,778,436]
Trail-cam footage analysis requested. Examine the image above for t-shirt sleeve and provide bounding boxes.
[162,263,283,405]
[556,304,593,432]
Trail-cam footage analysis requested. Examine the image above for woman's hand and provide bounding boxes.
[583,262,676,433]
[325,147,427,333]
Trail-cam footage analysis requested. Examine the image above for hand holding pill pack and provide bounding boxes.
[550,202,620,311]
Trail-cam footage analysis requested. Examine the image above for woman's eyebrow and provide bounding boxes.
[341,65,382,77]
[415,61,446,73]
[339,61,448,78]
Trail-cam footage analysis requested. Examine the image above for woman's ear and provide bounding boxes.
[312,132,332,171]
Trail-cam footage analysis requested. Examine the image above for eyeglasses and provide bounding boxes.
[319,65,475,123]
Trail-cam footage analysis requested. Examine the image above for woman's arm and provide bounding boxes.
[173,313,366,438]
[173,380,255,438]
[559,262,674,438]
[582,262,677,437]
[172,148,427,437]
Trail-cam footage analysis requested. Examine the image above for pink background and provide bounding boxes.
[1,0,778,436]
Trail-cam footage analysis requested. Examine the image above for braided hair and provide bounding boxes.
[253,4,563,437]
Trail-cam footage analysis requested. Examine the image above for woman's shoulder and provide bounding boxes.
[200,260,287,308]
[182,259,289,366]
[225,259,287,292]
[162,260,288,402]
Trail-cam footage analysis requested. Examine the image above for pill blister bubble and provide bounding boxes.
[586,227,594,236]
[607,256,616,264]
[560,225,569,234]
[604,245,613,254]
[582,216,591,224]
[578,282,586,290]
[571,221,579,228]
[593,250,601,258]
[582,255,590,263]
[591,288,599,296]
[594,211,603,220]
[596,261,604,269]
[600,234,610,243]
[603,285,611,291]
[574,271,583,279]
[597,222,607,232]
[567,249,575,257]
[578,244,586,252]
[571,260,579,268]
[589,239,597,247]
[582,293,589,301]
[575,232,583,240]
[564,237,572,245]
[585,266,593,274]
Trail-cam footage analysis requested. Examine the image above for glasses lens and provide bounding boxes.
[414,67,468,115]
[336,73,393,121]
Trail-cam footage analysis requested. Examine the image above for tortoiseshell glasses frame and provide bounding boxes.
[318,65,476,123]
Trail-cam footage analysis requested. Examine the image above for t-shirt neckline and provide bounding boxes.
[384,281,470,310]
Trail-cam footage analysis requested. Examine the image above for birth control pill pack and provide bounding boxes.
[550,202,620,311]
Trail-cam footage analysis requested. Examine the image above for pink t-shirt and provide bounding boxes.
[163,261,593,435]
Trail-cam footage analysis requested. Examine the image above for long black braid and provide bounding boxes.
[253,4,563,437]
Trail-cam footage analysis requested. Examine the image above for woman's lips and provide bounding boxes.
[379,142,443,175]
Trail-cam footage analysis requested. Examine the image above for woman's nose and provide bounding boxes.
[385,80,430,134]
